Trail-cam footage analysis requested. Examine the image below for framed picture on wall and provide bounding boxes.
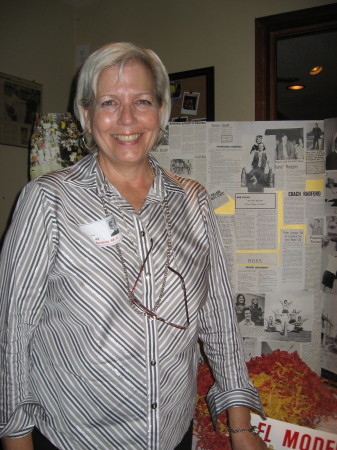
[169,67,214,122]
[0,72,42,148]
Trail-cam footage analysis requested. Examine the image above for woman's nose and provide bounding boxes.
[118,104,135,125]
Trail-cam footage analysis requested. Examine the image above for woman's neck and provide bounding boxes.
[98,155,154,212]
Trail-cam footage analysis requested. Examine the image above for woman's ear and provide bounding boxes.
[82,107,91,132]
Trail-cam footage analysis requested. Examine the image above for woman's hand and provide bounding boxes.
[227,407,268,450]
[230,431,268,450]
[2,434,34,450]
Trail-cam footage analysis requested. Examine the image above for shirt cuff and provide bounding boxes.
[206,385,266,429]
[0,406,35,439]
[2,427,34,439]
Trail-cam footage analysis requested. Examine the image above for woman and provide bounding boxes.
[250,297,263,326]
[235,293,246,322]
[1,42,266,449]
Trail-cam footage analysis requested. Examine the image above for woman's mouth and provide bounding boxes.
[113,133,141,142]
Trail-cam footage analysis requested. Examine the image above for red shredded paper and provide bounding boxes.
[194,351,337,448]
[247,350,337,428]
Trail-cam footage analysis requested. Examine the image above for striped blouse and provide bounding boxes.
[0,153,263,449]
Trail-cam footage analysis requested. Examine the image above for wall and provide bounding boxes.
[0,0,76,239]
[0,0,333,240]
[74,0,333,121]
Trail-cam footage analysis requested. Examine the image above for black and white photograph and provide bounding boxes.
[321,237,337,294]
[265,127,304,161]
[325,172,337,212]
[264,290,313,342]
[325,118,337,171]
[170,158,193,176]
[326,216,337,238]
[241,134,275,192]
[321,293,337,376]
[307,122,324,150]
[308,218,324,236]
[234,293,265,328]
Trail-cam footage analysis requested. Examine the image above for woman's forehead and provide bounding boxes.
[96,61,155,94]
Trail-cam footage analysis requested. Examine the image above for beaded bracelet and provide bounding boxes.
[226,425,259,436]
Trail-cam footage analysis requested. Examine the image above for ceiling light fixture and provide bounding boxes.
[310,65,323,75]
[287,85,305,90]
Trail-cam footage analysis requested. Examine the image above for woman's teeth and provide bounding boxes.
[113,134,141,142]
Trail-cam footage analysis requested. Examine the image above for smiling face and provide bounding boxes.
[83,60,161,171]
[244,309,252,321]
[237,294,245,305]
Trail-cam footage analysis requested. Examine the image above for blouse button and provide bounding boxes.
[150,360,156,366]
[141,231,145,237]
[151,403,157,409]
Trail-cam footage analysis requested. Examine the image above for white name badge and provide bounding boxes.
[79,215,122,247]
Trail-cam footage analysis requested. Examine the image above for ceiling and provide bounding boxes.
[276,29,337,120]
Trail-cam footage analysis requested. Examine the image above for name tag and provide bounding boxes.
[79,215,122,247]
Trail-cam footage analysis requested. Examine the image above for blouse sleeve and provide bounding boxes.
[0,180,56,438]
[197,192,265,425]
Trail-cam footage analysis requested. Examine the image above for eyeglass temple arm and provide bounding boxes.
[131,238,154,296]
[168,266,190,325]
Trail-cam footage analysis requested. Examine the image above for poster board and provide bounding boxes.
[152,118,337,379]
[250,414,337,448]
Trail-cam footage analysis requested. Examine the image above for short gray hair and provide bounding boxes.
[74,42,171,133]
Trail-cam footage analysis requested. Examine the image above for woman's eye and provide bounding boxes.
[137,99,151,105]
[102,100,117,107]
